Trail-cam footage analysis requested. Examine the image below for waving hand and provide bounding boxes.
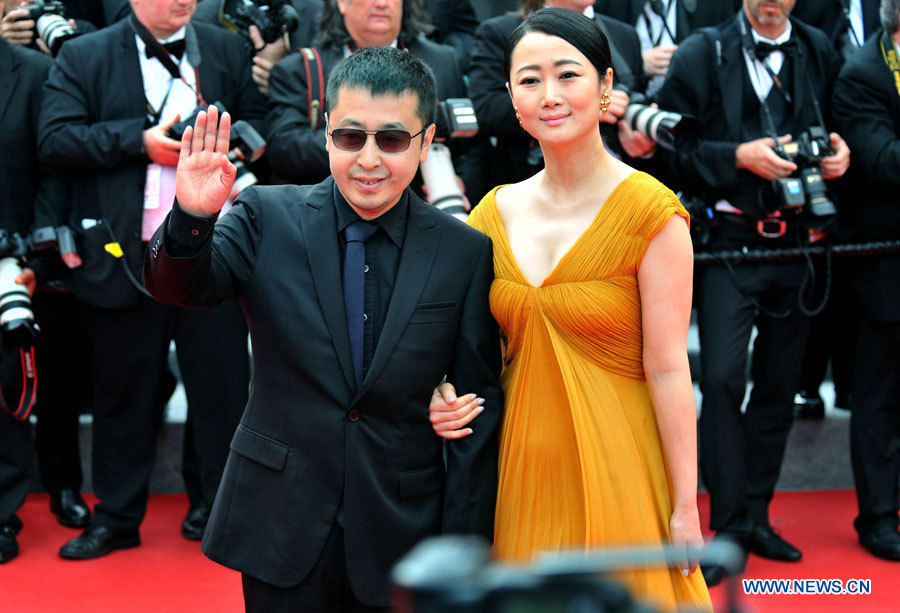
[175,105,236,217]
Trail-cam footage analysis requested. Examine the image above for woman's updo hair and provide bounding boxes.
[503,7,613,81]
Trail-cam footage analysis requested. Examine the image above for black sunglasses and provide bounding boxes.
[327,124,426,153]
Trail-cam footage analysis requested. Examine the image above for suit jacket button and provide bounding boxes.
[348,409,360,422]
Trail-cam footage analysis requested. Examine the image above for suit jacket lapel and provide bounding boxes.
[118,22,147,121]
[358,196,438,399]
[719,27,744,139]
[298,180,356,392]
[0,43,18,128]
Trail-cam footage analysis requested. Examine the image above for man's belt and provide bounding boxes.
[719,212,788,239]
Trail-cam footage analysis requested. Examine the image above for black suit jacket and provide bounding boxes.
[265,36,467,185]
[143,180,503,605]
[37,19,266,308]
[0,40,59,238]
[467,12,646,186]
[656,15,841,220]
[792,0,881,49]
[599,0,740,42]
[833,32,900,321]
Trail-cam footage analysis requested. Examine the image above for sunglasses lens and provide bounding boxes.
[332,129,367,151]
[374,131,411,153]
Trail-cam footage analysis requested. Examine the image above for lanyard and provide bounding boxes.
[643,0,676,47]
[881,33,900,99]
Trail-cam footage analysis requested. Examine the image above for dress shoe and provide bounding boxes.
[181,503,210,541]
[748,525,802,562]
[59,526,140,560]
[0,525,18,563]
[50,489,91,528]
[793,390,825,419]
[859,526,900,561]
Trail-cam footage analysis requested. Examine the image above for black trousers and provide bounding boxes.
[696,259,811,537]
[0,412,33,525]
[850,317,900,537]
[81,295,249,531]
[32,291,90,496]
[241,522,391,613]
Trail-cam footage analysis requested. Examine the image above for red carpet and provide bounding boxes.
[1,490,897,612]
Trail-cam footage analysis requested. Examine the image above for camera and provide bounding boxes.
[218,0,300,56]
[622,90,700,153]
[419,99,478,220]
[21,0,79,57]
[771,127,838,226]
[0,230,39,345]
[169,102,267,199]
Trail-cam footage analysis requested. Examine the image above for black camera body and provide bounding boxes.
[218,0,300,55]
[21,0,79,56]
[169,102,267,199]
[771,126,838,225]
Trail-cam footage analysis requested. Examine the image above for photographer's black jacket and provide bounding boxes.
[599,0,741,42]
[833,31,900,322]
[655,15,841,221]
[192,0,323,50]
[37,18,266,308]
[792,0,881,50]
[0,39,64,280]
[265,35,467,186]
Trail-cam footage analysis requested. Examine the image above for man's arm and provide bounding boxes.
[441,236,503,539]
[38,43,146,169]
[265,53,331,182]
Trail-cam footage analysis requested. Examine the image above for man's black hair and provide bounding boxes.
[504,7,612,80]
[313,0,434,49]
[325,46,437,129]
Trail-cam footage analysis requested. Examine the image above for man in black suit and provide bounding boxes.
[38,0,265,558]
[265,0,469,189]
[144,46,502,611]
[832,0,900,561]
[793,0,881,57]
[468,0,654,188]
[656,0,850,584]
[598,0,741,95]
[0,35,96,563]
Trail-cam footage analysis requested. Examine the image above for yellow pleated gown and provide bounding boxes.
[467,172,711,610]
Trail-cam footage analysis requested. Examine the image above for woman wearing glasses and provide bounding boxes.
[430,8,711,609]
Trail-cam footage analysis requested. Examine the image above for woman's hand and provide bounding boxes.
[669,503,705,576]
[429,381,485,439]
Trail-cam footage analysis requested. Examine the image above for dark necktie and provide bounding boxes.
[343,220,378,389]
[755,39,796,62]
[147,39,185,60]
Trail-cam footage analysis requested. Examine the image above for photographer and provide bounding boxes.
[467,0,655,190]
[0,0,100,56]
[265,0,473,193]
[38,0,264,560]
[598,0,741,96]
[831,0,900,561]
[656,0,850,585]
[192,0,323,97]
[0,36,91,563]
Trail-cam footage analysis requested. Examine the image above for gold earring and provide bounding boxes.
[599,91,611,116]
[514,106,524,128]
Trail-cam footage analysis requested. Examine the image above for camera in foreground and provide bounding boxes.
[169,102,267,199]
[218,0,300,55]
[420,99,478,221]
[22,0,79,56]
[622,90,700,153]
[770,127,838,228]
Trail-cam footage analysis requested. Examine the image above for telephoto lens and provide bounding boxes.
[0,258,39,344]
[419,144,468,221]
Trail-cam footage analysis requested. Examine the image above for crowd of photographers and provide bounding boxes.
[0,0,898,589]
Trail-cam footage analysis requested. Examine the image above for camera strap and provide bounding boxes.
[0,345,37,421]
[299,47,325,130]
[643,0,677,47]
[129,14,208,112]
[880,33,900,99]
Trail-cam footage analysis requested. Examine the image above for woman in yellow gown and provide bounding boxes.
[430,8,711,611]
